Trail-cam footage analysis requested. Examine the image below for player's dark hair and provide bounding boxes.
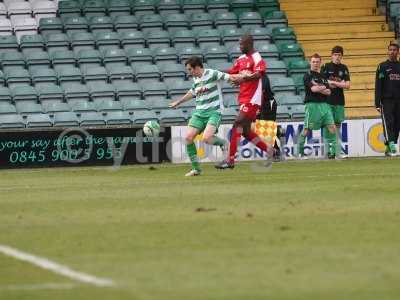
[388,42,399,50]
[331,45,344,55]
[185,56,203,68]
[310,53,321,60]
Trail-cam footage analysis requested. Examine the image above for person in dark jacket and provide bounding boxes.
[375,42,400,156]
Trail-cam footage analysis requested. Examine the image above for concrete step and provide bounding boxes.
[294,23,390,35]
[289,15,386,25]
[297,32,394,42]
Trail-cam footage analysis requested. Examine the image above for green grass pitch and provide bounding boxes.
[1,158,400,300]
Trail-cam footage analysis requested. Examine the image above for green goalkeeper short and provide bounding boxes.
[188,109,222,132]
[304,102,335,130]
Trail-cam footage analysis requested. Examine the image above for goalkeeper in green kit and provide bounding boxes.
[169,56,241,176]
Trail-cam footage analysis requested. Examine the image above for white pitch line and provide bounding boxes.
[0,245,114,287]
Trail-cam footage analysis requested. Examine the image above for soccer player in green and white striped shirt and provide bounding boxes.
[169,56,239,176]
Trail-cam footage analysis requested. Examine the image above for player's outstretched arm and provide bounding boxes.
[169,90,194,108]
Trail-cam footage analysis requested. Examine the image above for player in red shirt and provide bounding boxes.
[215,34,273,169]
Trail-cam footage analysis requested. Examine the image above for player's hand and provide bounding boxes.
[169,100,180,108]
[376,107,381,112]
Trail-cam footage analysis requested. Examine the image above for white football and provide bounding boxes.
[143,120,160,137]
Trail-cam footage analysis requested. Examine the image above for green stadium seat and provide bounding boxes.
[76,49,103,69]
[266,60,287,77]
[36,84,65,105]
[120,30,146,50]
[171,29,196,48]
[113,15,139,33]
[88,16,114,33]
[190,12,213,30]
[146,30,171,49]
[178,46,203,62]
[182,0,206,13]
[159,109,186,124]
[223,94,238,108]
[56,66,83,86]
[38,17,63,36]
[159,63,186,85]
[0,71,4,87]
[158,0,181,16]
[228,44,242,60]
[20,35,45,54]
[221,28,244,49]
[263,10,288,28]
[221,107,238,122]
[107,65,134,83]
[107,0,131,17]
[255,42,279,59]
[256,0,279,10]
[62,16,89,34]
[230,0,255,16]
[0,35,19,53]
[88,83,116,102]
[105,110,131,125]
[11,86,38,103]
[63,83,90,104]
[277,42,304,64]
[83,66,109,84]
[207,0,230,13]
[82,0,107,18]
[5,69,31,88]
[204,45,229,64]
[275,94,303,105]
[51,50,76,68]
[140,14,164,32]
[131,110,159,124]
[113,81,142,101]
[213,12,238,30]
[58,1,81,18]
[79,112,106,126]
[22,113,47,127]
[53,111,80,127]
[196,29,221,49]
[0,87,12,102]
[146,98,172,110]
[16,102,43,114]
[25,51,51,71]
[276,105,291,119]
[271,27,297,44]
[134,64,161,84]
[289,104,305,119]
[153,46,178,64]
[70,100,97,112]
[45,33,70,53]
[270,76,296,94]
[126,47,153,65]
[213,61,231,73]
[102,49,127,68]
[0,103,17,115]
[132,0,156,16]
[31,68,58,86]
[96,99,122,111]
[247,27,272,42]
[142,82,168,101]
[221,81,238,96]
[164,13,189,33]
[287,59,310,75]
[0,114,25,128]
[70,32,96,52]
[43,102,71,114]
[1,52,26,70]
[239,11,263,28]
[95,32,121,51]
[121,98,149,111]
[167,80,192,99]
[291,74,305,94]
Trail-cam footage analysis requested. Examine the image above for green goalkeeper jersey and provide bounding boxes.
[190,69,230,113]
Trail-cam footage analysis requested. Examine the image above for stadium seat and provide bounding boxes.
[79,112,106,126]
[0,2,6,18]
[70,100,97,112]
[0,18,12,36]
[190,12,213,30]
[113,15,139,32]
[43,101,71,114]
[178,46,203,62]
[159,63,186,85]
[105,110,131,125]
[16,102,43,114]
[0,114,25,128]
[256,42,280,59]
[56,66,83,86]
[207,0,230,13]
[45,33,70,53]
[182,0,206,13]
[95,32,121,51]
[7,1,32,22]
[36,84,64,105]
[32,0,57,21]
[134,64,161,84]
[171,29,196,48]
[275,94,303,105]
[88,83,116,102]
[221,107,238,122]
[107,65,134,84]
[20,34,45,53]
[196,29,221,49]
[63,83,90,104]
[263,10,288,28]
[140,14,164,32]
[102,49,127,68]
[89,16,114,33]
[213,12,238,30]
[0,71,4,86]
[153,46,178,64]
[158,0,181,16]
[0,102,17,115]
[277,42,304,64]
[51,50,76,68]
[0,86,12,102]
[164,13,189,32]
[255,0,279,11]
[131,110,159,124]
[223,94,238,108]
[271,27,297,44]
[25,113,52,127]
[53,111,80,127]
[266,60,287,77]
[221,28,244,49]
[11,85,38,102]
[132,0,156,16]
[146,98,172,110]
[248,27,272,42]
[239,11,263,28]
[213,61,232,72]
[120,30,146,49]
[270,76,296,94]
[12,18,38,41]
[167,80,192,99]
[204,45,229,64]
[221,81,238,97]
[107,0,131,17]
[276,105,291,119]
[146,30,171,49]
[58,0,81,18]
[83,66,109,84]
[70,32,95,52]
[289,104,305,119]
[126,47,153,65]
[142,81,168,101]
[113,81,142,101]
[230,0,254,16]
[122,98,149,111]
[227,44,242,60]
[0,35,19,53]
[76,49,103,69]
[82,0,107,18]
[63,16,89,34]
[291,74,305,95]
[159,109,186,124]
[1,52,26,70]
[287,59,310,76]
[96,98,122,111]
[38,17,63,36]
[31,67,57,86]
[5,68,31,88]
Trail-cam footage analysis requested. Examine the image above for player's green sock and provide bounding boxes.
[324,128,337,156]
[298,133,306,156]
[207,136,226,146]
[186,143,200,171]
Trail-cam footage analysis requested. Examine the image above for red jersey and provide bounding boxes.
[228,51,266,106]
